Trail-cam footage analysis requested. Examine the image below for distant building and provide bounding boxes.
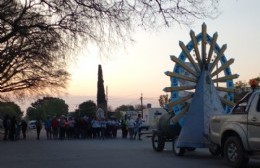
[120,110,139,120]
[143,107,168,129]
[120,104,169,129]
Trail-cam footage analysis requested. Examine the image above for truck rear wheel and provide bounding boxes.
[152,131,165,152]
[173,136,185,156]
[223,136,249,168]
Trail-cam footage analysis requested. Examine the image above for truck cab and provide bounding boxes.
[209,90,260,168]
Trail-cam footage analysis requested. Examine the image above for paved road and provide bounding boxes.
[0,130,260,168]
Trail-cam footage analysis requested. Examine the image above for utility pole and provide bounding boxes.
[140,93,143,118]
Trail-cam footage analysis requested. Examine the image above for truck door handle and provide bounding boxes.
[251,117,257,122]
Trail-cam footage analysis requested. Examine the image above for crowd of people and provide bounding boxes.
[2,114,27,141]
[2,113,146,141]
[121,114,144,140]
[42,115,120,140]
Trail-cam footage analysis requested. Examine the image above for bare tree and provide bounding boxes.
[158,94,170,107]
[0,0,71,100]
[0,0,220,100]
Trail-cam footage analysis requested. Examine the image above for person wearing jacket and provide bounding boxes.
[126,116,135,140]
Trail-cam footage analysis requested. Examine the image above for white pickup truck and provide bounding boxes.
[209,90,260,168]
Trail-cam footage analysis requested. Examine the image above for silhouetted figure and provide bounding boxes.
[15,122,21,140]
[59,115,67,140]
[44,116,52,139]
[126,116,135,140]
[51,116,59,139]
[36,120,42,140]
[9,116,17,141]
[134,114,144,140]
[111,119,118,138]
[121,115,128,138]
[3,114,10,140]
[21,120,27,139]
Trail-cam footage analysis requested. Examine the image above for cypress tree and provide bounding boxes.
[97,64,107,117]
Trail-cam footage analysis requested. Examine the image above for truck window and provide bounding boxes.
[232,103,246,114]
[257,95,260,112]
[232,92,252,114]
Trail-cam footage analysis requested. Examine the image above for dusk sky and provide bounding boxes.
[60,0,260,111]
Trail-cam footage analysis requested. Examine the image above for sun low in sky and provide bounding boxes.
[64,0,260,111]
